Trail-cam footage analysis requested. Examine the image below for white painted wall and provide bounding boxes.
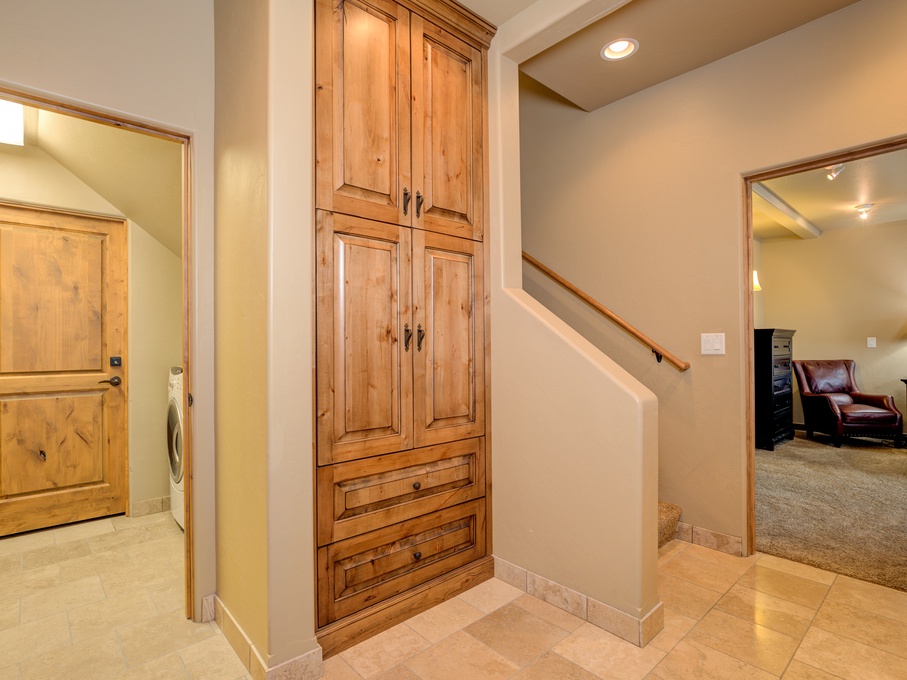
[0,0,216,617]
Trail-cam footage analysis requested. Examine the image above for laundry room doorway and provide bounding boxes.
[0,90,195,615]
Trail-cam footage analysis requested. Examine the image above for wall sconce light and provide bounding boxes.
[825,164,845,181]
[0,100,24,146]
[753,270,762,292]
[855,203,873,220]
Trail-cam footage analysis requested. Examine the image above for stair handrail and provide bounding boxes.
[522,251,691,372]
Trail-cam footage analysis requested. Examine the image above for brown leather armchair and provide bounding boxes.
[792,359,903,448]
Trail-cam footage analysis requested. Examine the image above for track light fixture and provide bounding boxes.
[825,164,845,180]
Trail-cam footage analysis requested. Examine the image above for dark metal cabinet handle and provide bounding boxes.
[413,551,422,561]
[403,188,411,216]
[99,376,122,387]
[416,324,425,352]
[404,324,412,352]
[415,191,423,218]
[412,481,421,491]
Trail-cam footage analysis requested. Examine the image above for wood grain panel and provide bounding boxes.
[316,0,412,225]
[0,227,104,373]
[317,211,413,465]
[317,437,484,545]
[413,230,484,448]
[1,394,104,496]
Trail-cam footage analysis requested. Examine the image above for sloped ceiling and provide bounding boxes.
[32,108,183,255]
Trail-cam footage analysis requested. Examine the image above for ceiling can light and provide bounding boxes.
[0,100,24,146]
[601,38,639,61]
[825,163,845,180]
[855,203,873,220]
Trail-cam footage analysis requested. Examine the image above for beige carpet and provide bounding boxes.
[756,431,907,591]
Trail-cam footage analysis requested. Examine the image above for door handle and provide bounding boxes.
[403,188,411,216]
[417,324,425,352]
[404,324,412,352]
[415,191,424,218]
[99,376,122,387]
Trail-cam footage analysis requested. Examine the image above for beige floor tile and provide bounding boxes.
[179,633,249,679]
[121,653,191,679]
[650,608,697,653]
[755,554,836,585]
[782,659,844,679]
[715,584,815,639]
[649,639,777,680]
[52,517,116,544]
[511,651,598,679]
[811,599,907,660]
[552,622,665,680]
[0,664,17,680]
[683,544,761,573]
[824,575,907,625]
[687,609,801,676]
[148,576,186,613]
[0,612,71,666]
[19,631,127,680]
[512,593,585,633]
[146,519,185,541]
[736,564,830,609]
[21,539,92,570]
[795,626,907,679]
[88,526,154,553]
[658,540,689,566]
[20,574,105,623]
[69,589,158,642]
[58,546,133,583]
[404,595,485,643]
[0,530,55,557]
[458,577,524,614]
[98,556,180,597]
[118,609,216,668]
[405,630,518,680]
[657,573,723,619]
[340,622,430,678]
[0,594,18,632]
[659,548,749,594]
[323,655,364,679]
[111,512,174,530]
[465,602,570,666]
[0,554,21,580]
[0,563,61,598]
[375,665,421,679]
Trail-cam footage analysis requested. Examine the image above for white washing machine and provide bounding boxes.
[167,366,185,529]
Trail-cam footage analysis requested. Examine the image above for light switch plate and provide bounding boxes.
[701,333,726,355]
[867,337,876,348]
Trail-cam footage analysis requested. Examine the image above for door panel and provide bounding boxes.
[413,230,484,448]
[0,203,127,536]
[412,17,484,241]
[315,0,412,226]
[317,211,413,465]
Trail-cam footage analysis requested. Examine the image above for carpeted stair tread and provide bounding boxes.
[658,501,682,548]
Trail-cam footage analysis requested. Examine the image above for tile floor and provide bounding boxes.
[4,515,907,679]
[0,511,249,679]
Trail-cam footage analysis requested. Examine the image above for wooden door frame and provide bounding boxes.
[744,135,907,555]
[0,86,196,618]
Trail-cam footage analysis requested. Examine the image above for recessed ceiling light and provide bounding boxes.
[855,203,873,220]
[601,38,639,61]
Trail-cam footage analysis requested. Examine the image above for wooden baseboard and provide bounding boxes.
[317,556,494,658]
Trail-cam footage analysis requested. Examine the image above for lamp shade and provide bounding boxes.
[753,270,762,292]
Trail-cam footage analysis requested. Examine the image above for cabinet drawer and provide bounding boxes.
[317,438,485,545]
[317,499,486,627]
[772,356,791,375]
[771,338,792,356]
[772,374,791,395]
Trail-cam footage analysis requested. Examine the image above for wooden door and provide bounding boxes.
[411,17,485,241]
[0,203,127,536]
[315,0,413,226]
[316,211,413,465]
[412,230,484,448]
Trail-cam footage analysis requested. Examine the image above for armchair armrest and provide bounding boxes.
[800,393,843,416]
[851,392,899,411]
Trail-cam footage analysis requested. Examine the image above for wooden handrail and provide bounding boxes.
[522,251,691,372]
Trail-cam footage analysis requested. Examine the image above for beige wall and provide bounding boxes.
[0,145,181,511]
[762,222,907,422]
[0,0,217,619]
[517,0,907,540]
[490,0,660,621]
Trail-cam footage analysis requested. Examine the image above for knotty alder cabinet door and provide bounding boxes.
[316,211,484,465]
[315,0,485,241]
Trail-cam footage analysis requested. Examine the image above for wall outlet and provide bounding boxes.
[701,333,726,355]
[867,337,877,348]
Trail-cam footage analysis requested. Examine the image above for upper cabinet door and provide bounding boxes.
[412,230,484,448]
[316,211,414,465]
[316,0,412,226]
[411,16,485,241]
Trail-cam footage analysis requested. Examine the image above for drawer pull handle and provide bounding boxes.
[412,482,421,491]
[38,449,47,462]
[413,551,422,561]
[404,324,412,352]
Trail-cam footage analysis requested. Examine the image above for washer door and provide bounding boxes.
[167,398,184,483]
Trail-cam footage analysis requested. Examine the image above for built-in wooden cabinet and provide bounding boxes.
[314,0,493,657]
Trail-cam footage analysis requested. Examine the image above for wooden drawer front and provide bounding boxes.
[318,438,484,545]
[771,338,792,356]
[772,356,791,375]
[318,499,485,627]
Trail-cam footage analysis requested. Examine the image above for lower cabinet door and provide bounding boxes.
[317,499,486,627]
